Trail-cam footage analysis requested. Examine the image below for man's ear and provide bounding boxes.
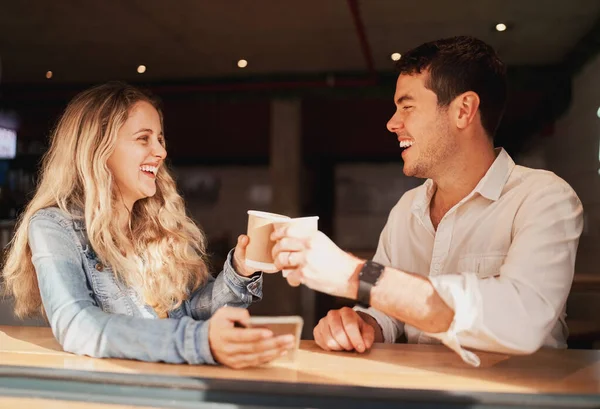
[452,91,480,130]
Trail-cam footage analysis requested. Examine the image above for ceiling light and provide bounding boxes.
[596,106,600,118]
[45,71,53,79]
[237,59,248,68]
[137,65,146,74]
[495,23,507,32]
[391,53,402,61]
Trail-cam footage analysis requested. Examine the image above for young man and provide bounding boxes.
[271,36,583,366]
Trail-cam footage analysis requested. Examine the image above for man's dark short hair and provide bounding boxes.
[396,36,507,137]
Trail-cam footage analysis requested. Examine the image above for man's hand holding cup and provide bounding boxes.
[270,224,363,299]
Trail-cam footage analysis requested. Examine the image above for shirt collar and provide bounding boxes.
[411,178,435,215]
[474,148,515,201]
[411,148,515,214]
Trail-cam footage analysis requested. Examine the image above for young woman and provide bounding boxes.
[2,82,293,368]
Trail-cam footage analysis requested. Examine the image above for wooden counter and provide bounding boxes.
[1,325,600,408]
[0,397,158,409]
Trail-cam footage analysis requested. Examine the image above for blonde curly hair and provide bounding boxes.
[2,82,209,318]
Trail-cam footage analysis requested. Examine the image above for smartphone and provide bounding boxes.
[248,315,304,362]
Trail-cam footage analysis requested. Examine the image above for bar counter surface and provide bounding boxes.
[1,325,599,408]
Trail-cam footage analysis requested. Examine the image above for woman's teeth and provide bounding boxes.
[140,165,158,176]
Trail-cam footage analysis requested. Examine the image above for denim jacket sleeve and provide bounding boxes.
[28,212,259,365]
[179,249,263,321]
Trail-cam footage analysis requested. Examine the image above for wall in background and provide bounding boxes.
[335,162,421,251]
[542,52,600,277]
[539,52,600,333]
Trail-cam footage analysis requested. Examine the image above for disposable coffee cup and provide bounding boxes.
[245,210,291,273]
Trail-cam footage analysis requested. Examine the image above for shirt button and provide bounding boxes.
[95,263,104,272]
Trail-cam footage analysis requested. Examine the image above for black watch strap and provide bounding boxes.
[356,260,385,308]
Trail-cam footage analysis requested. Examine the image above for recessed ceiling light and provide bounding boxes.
[45,71,53,79]
[391,53,402,61]
[137,65,146,74]
[596,106,600,118]
[237,59,248,68]
[495,23,507,32]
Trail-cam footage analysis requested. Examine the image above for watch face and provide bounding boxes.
[361,260,384,285]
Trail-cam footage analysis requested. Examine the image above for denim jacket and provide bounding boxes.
[28,207,263,364]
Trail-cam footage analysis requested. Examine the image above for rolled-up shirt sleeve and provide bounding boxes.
[427,182,583,366]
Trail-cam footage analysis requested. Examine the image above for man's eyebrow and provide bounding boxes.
[396,94,414,105]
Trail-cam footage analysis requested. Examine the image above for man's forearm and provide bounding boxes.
[359,266,454,334]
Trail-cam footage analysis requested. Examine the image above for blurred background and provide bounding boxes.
[0,0,599,345]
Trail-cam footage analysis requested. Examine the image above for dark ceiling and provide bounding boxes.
[1,0,600,84]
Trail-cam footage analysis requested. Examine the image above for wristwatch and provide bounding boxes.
[356,260,385,308]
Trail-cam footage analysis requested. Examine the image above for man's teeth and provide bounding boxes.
[140,165,158,175]
[399,140,414,148]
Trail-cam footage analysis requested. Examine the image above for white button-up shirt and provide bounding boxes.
[355,148,583,366]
